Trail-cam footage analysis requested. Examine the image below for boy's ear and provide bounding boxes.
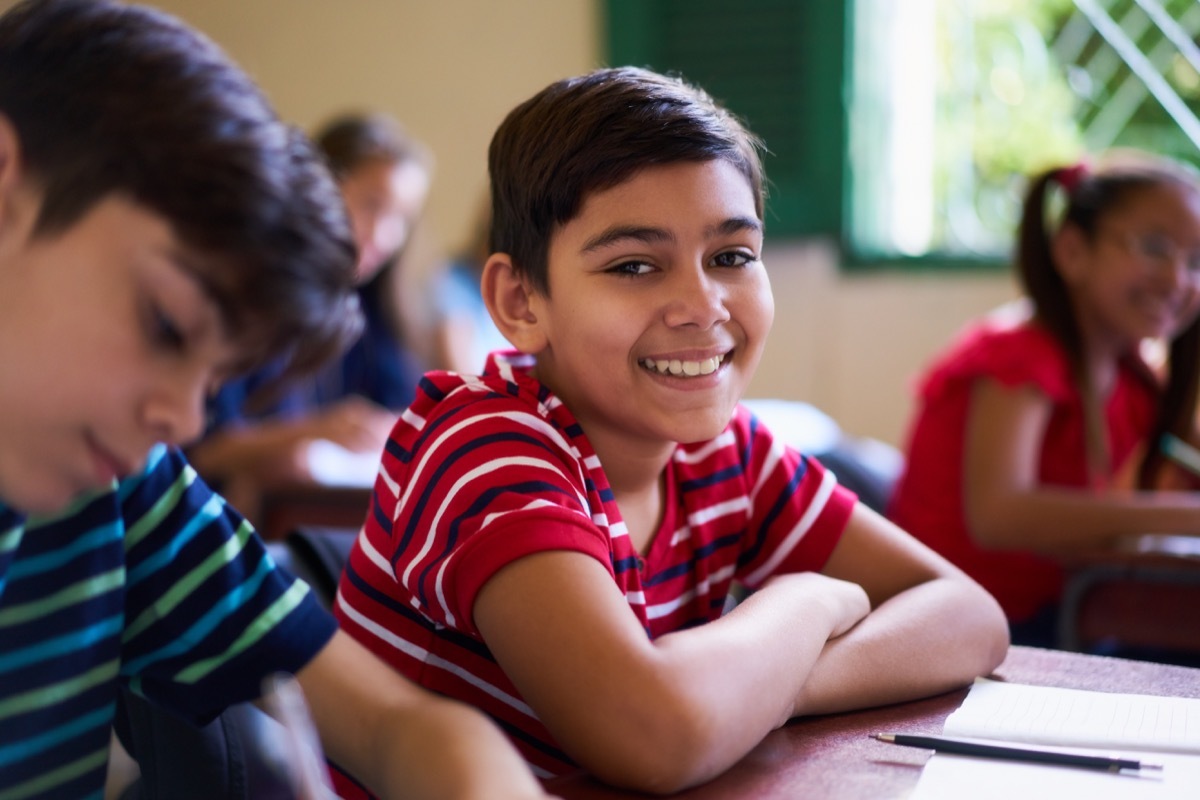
[0,114,31,236]
[481,253,548,354]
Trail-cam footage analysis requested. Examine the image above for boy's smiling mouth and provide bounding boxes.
[639,352,728,377]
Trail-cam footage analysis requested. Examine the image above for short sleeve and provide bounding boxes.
[380,394,613,636]
[920,322,1075,405]
[119,446,336,723]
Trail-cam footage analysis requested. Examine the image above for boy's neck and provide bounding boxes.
[586,431,674,555]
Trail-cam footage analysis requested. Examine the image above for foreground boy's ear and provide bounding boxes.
[0,114,31,239]
[481,253,548,354]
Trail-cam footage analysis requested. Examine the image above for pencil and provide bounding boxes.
[872,733,1164,773]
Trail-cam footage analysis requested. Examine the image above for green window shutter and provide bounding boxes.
[605,0,850,239]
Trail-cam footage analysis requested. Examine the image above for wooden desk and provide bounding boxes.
[256,484,371,541]
[544,646,1200,799]
[1058,535,1200,654]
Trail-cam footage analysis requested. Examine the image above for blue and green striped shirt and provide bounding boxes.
[0,444,336,800]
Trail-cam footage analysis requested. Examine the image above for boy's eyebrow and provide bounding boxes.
[708,216,763,238]
[581,225,674,253]
[580,216,763,254]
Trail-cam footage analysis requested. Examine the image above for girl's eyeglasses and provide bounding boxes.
[1103,229,1200,274]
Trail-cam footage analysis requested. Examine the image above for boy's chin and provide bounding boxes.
[1,472,109,517]
[670,406,740,444]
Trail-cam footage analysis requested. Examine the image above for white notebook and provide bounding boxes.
[909,678,1200,799]
[943,677,1200,754]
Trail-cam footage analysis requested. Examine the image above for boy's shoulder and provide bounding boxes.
[399,353,585,454]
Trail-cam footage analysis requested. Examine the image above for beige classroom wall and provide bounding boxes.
[752,243,1017,446]
[8,0,1019,446]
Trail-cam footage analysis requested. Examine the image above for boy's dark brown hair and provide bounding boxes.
[488,66,766,295]
[0,0,360,380]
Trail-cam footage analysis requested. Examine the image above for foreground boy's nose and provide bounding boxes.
[663,267,730,328]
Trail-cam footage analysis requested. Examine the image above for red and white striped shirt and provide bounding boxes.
[333,351,856,785]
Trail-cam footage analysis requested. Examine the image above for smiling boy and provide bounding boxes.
[334,66,1010,794]
[0,1,551,798]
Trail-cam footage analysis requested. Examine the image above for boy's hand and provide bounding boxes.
[760,572,870,639]
[305,397,396,453]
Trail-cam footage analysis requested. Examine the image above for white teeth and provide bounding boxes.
[641,354,726,377]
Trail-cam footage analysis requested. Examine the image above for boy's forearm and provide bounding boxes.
[789,576,1008,718]
[300,631,547,799]
[350,698,548,800]
[617,573,866,790]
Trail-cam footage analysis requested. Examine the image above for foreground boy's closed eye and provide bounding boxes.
[334,66,1010,796]
[0,1,552,798]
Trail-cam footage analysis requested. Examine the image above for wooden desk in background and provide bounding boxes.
[544,646,1200,799]
[256,484,371,541]
[1059,534,1200,655]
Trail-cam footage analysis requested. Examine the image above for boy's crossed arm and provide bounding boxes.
[474,505,1008,794]
[790,504,1009,717]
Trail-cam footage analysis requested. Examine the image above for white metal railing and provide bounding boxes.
[1067,0,1200,151]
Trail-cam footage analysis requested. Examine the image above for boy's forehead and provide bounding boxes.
[565,161,760,233]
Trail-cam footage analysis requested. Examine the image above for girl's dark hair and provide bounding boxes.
[488,66,766,295]
[1017,153,1200,488]
[0,0,361,381]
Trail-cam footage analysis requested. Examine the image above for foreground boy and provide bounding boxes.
[335,66,1010,794]
[0,1,550,798]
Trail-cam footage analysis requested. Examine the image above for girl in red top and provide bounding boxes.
[888,151,1200,646]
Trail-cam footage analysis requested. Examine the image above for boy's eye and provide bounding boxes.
[150,306,187,351]
[712,250,756,268]
[607,259,655,276]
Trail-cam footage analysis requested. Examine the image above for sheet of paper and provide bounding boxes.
[943,678,1200,754]
[908,679,1200,800]
[303,439,379,488]
[912,751,1200,800]
[1118,533,1200,558]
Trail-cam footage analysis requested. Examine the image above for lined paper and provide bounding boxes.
[908,679,1200,799]
[943,679,1200,754]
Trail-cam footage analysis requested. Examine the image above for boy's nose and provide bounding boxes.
[142,380,208,445]
[663,267,730,328]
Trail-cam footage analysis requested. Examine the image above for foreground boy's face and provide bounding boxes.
[531,159,773,454]
[0,193,240,514]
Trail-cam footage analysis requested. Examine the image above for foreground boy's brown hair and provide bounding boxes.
[0,2,552,798]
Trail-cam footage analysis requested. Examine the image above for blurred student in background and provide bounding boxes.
[190,112,432,519]
[888,150,1200,648]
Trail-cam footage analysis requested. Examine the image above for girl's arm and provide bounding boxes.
[964,378,1200,551]
[472,550,870,794]
[791,504,1009,717]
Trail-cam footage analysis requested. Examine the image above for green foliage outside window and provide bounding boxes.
[606,0,1200,264]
